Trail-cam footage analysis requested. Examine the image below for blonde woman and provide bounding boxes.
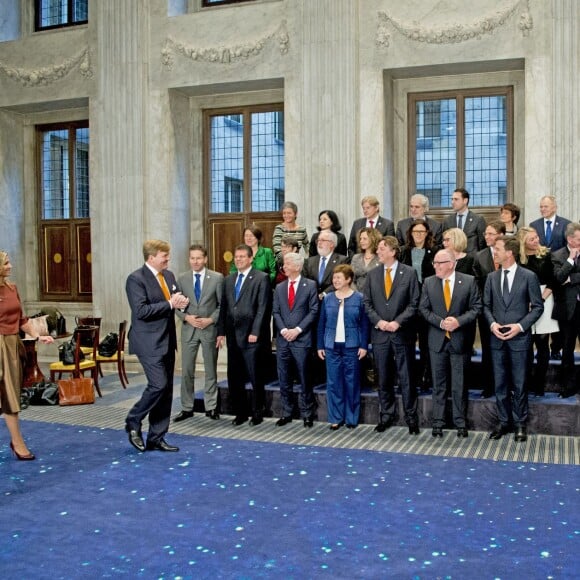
[442,228,475,275]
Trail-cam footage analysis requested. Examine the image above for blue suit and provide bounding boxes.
[529,215,571,252]
[272,277,319,418]
[483,266,543,427]
[125,265,179,444]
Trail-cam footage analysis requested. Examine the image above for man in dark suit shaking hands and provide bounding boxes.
[125,239,190,452]
[484,236,543,442]
[272,252,319,427]
[419,249,481,438]
[217,244,272,426]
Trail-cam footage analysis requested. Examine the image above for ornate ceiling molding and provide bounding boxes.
[161,20,289,69]
[0,47,92,87]
[376,0,533,49]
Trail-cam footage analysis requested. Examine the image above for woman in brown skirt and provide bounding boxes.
[0,250,54,460]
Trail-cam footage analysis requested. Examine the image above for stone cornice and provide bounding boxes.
[376,0,533,49]
[161,20,289,68]
[0,47,92,87]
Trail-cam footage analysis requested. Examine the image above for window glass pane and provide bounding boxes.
[38,0,87,28]
[415,98,456,209]
[465,96,507,206]
[75,127,90,218]
[41,129,70,219]
[251,111,285,212]
[73,0,88,22]
[210,114,244,213]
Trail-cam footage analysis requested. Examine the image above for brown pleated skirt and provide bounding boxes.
[0,334,24,414]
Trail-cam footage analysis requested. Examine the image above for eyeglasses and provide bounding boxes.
[442,238,452,242]
[318,239,332,244]
[433,260,453,266]
[411,230,427,234]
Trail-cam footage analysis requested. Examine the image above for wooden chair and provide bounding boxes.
[96,321,129,388]
[49,325,102,397]
[75,316,102,357]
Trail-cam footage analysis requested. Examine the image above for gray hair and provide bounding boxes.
[411,193,429,212]
[318,231,337,247]
[283,252,304,269]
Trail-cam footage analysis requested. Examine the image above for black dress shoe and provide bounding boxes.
[232,416,247,426]
[489,425,510,440]
[146,439,179,452]
[514,426,527,442]
[173,410,194,423]
[374,419,392,433]
[431,427,443,438]
[249,416,263,426]
[126,426,145,452]
[480,389,494,399]
[276,416,292,427]
[457,427,468,438]
[205,409,220,420]
[346,424,357,429]
[408,423,420,435]
[303,417,314,428]
[550,351,562,360]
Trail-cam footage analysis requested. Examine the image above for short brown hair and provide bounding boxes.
[143,239,170,262]
[380,235,400,258]
[333,263,354,283]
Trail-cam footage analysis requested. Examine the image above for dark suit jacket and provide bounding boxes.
[272,277,319,347]
[483,266,543,351]
[551,246,580,321]
[348,216,395,257]
[216,268,272,348]
[176,269,223,342]
[443,210,486,254]
[309,231,348,257]
[419,273,481,353]
[529,215,572,252]
[399,245,437,285]
[302,252,348,295]
[396,217,443,248]
[363,261,420,344]
[473,247,496,293]
[125,265,178,357]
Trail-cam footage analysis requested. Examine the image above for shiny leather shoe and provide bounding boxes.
[329,423,343,431]
[146,439,179,452]
[374,419,393,433]
[276,416,292,427]
[10,442,36,461]
[126,426,145,452]
[489,425,510,440]
[249,416,263,426]
[514,426,528,442]
[346,424,357,429]
[303,417,314,428]
[232,416,247,426]
[173,410,194,423]
[457,427,468,438]
[408,423,420,435]
[431,427,443,438]
[205,409,220,420]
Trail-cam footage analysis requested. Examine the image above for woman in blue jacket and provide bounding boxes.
[317,264,369,430]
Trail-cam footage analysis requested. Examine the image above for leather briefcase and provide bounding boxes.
[57,378,95,406]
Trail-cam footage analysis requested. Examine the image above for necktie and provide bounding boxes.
[545,220,552,245]
[502,269,510,302]
[384,267,392,298]
[157,272,171,300]
[369,220,374,229]
[457,214,463,230]
[318,256,327,284]
[234,273,244,301]
[288,280,296,309]
[443,279,452,338]
[194,273,201,302]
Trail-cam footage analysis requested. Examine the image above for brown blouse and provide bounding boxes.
[0,284,26,335]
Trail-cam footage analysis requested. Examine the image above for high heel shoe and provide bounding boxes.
[10,442,36,461]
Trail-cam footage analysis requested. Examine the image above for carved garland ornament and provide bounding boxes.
[376,0,533,49]
[0,47,92,87]
[162,20,289,68]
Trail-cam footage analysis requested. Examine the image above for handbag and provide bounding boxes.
[98,332,118,357]
[21,314,50,339]
[40,307,67,337]
[23,381,59,406]
[58,377,95,406]
[58,341,85,365]
[75,322,96,348]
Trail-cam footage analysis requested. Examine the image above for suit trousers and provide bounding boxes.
[226,341,265,418]
[325,343,361,426]
[491,344,530,427]
[180,332,219,412]
[429,343,469,428]
[126,350,175,443]
[276,342,315,418]
[560,303,580,390]
[374,340,418,425]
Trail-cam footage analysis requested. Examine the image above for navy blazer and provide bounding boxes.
[317,291,369,350]
[443,210,486,254]
[363,262,420,344]
[125,265,178,357]
[348,216,395,257]
[419,273,481,353]
[483,266,543,351]
[272,277,319,348]
[529,215,572,252]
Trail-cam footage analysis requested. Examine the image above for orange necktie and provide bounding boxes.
[443,279,451,338]
[384,268,392,298]
[157,272,171,300]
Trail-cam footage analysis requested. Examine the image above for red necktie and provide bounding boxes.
[369,220,374,228]
[288,280,296,310]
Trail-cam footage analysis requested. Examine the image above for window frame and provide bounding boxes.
[201,0,254,7]
[35,0,88,32]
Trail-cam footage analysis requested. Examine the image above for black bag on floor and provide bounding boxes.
[23,381,59,406]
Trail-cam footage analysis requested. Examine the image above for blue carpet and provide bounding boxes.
[0,421,578,579]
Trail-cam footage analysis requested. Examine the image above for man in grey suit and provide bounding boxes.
[272,252,319,427]
[443,188,486,254]
[363,236,420,435]
[484,236,543,442]
[174,244,223,423]
[419,249,481,438]
[396,193,443,248]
